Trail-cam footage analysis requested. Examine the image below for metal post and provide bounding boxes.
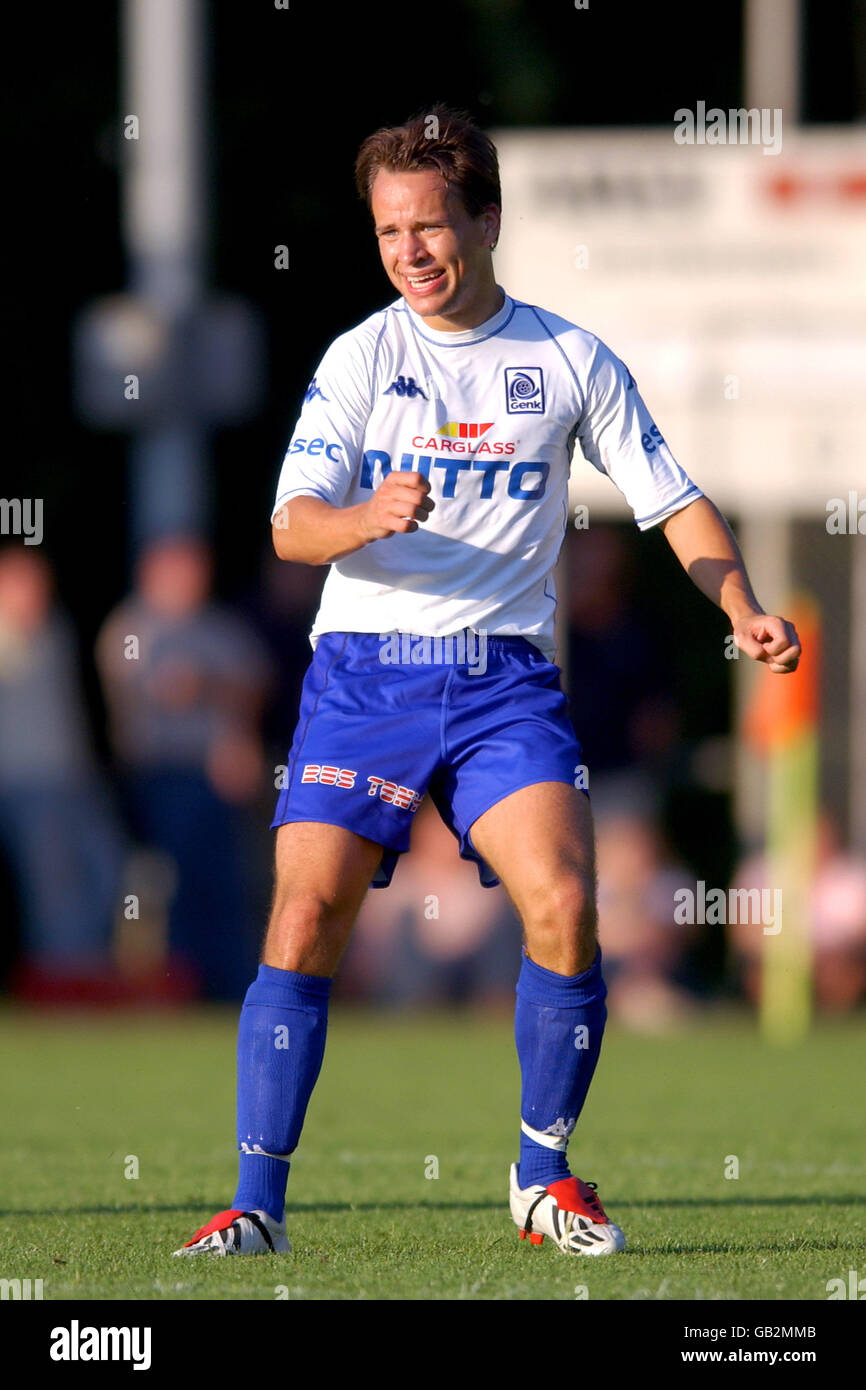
[123,0,207,548]
[734,0,801,846]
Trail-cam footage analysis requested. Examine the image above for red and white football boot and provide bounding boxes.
[509,1163,626,1255]
[172,1208,290,1257]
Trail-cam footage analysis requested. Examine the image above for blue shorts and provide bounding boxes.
[271,631,585,888]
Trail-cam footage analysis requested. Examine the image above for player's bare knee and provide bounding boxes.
[522,874,598,949]
[525,872,600,973]
[265,891,347,958]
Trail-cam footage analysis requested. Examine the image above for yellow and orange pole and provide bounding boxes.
[743,597,820,1044]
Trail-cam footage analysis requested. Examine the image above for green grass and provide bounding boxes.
[1,1006,864,1300]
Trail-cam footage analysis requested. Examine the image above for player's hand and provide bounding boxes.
[732,613,801,673]
[360,471,434,541]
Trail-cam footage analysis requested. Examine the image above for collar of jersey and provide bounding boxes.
[394,287,515,346]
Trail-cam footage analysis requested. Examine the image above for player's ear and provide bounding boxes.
[481,204,501,249]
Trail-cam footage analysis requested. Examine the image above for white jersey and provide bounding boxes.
[271,290,702,660]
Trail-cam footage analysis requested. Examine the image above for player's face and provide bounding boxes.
[371,169,501,331]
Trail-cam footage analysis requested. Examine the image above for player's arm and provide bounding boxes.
[272,472,434,566]
[270,324,433,565]
[660,496,801,674]
[575,340,800,674]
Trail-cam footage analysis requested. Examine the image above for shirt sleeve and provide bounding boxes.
[271,328,375,520]
[575,339,703,530]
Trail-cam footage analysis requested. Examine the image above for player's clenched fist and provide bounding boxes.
[359,470,434,541]
[733,613,801,673]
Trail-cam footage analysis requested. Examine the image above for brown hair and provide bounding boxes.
[355,105,501,219]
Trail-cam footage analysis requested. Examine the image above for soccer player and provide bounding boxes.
[174,106,801,1259]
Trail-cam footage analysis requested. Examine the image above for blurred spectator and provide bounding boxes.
[0,545,124,989]
[595,804,698,1031]
[339,796,522,1007]
[96,536,272,999]
[728,812,866,1012]
[565,525,679,801]
[242,548,324,757]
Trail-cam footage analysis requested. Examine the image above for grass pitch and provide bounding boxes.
[1,1006,863,1301]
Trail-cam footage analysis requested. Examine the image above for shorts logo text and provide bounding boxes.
[367,777,422,812]
[301,765,357,788]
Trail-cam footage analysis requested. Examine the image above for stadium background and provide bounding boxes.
[4,0,864,1014]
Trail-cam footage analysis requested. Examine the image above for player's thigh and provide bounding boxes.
[270,819,382,919]
[469,781,597,929]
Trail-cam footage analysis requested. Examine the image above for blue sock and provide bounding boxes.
[515,946,607,1189]
[232,963,331,1223]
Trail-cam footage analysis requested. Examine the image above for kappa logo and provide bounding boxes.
[543,1117,577,1139]
[384,375,428,400]
[304,377,328,403]
[505,367,545,414]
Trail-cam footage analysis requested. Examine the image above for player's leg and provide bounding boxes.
[174,820,381,1257]
[262,819,384,974]
[232,818,383,1205]
[174,632,444,1255]
[469,781,624,1253]
[470,782,605,1186]
[469,779,599,972]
